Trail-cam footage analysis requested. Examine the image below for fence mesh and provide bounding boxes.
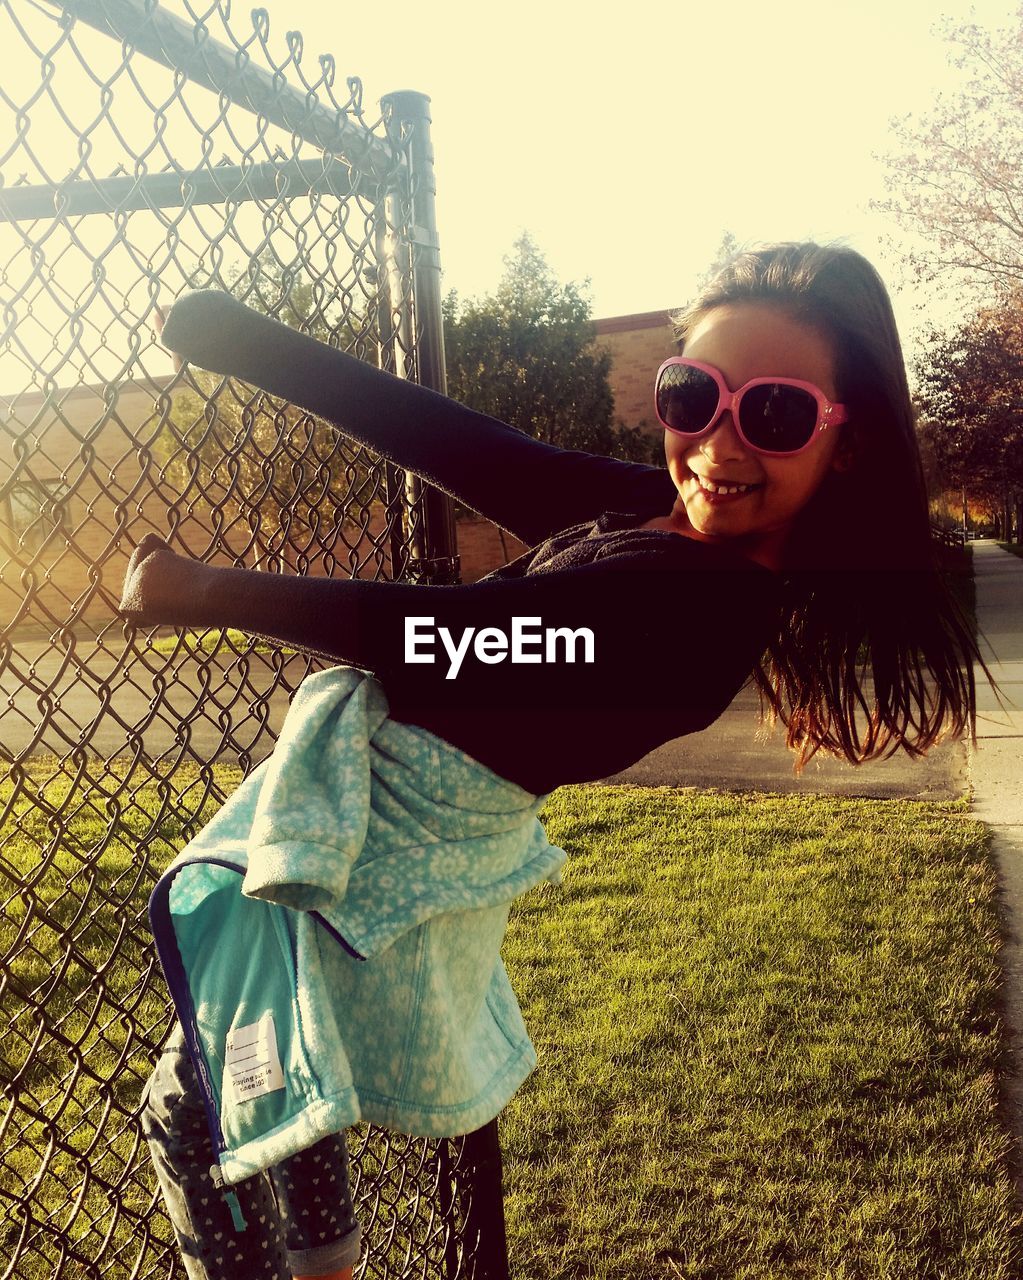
[0,3,500,1276]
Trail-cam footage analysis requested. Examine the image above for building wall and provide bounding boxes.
[1,379,173,632]
[594,309,678,430]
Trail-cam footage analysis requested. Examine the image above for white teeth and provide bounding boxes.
[699,477,755,495]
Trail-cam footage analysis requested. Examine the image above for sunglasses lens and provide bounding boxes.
[656,364,720,434]
[738,384,818,452]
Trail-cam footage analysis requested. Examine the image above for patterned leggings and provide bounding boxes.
[142,1025,361,1279]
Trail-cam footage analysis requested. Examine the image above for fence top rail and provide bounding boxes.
[41,0,404,192]
[0,157,369,223]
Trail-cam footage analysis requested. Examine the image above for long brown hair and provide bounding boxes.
[673,241,987,767]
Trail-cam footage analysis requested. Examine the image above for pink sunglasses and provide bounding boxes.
[654,357,849,457]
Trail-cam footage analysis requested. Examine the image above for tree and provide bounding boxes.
[442,233,658,462]
[913,294,1023,538]
[875,8,1023,292]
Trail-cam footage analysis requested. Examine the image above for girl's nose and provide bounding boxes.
[698,411,747,462]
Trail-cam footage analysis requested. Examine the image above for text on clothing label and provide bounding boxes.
[225,1012,285,1103]
[404,616,595,680]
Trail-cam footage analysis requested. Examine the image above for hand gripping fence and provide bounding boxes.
[0,2,510,1276]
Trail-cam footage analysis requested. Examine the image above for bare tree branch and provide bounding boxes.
[874,8,1023,291]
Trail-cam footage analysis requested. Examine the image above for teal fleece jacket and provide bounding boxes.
[149,666,566,1187]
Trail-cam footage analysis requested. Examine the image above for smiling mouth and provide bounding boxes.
[692,474,763,497]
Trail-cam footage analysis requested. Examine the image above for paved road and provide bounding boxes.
[1,634,308,763]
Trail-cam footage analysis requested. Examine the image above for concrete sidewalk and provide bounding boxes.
[967,541,1023,1183]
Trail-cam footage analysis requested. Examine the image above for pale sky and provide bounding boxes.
[258,0,1015,345]
[1,0,1018,388]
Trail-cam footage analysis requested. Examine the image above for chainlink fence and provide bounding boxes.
[0,2,507,1276]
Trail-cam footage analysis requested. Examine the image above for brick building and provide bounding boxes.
[1,377,176,633]
[593,307,679,431]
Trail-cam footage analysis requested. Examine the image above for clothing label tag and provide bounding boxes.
[225,1013,285,1103]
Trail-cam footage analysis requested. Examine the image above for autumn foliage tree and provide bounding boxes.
[914,295,1023,539]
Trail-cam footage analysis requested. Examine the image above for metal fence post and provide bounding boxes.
[380,90,460,587]
[456,1122,511,1280]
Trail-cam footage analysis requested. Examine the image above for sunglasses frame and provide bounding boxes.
[654,357,849,458]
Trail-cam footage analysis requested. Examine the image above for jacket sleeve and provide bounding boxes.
[159,291,676,547]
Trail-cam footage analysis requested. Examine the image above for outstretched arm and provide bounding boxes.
[118,533,640,687]
[159,292,675,547]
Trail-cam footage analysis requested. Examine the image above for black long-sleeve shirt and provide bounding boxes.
[155,292,781,793]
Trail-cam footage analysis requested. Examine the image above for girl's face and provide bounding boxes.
[663,301,849,570]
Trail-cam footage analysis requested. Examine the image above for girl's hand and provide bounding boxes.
[119,533,206,626]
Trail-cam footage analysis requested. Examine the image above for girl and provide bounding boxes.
[122,242,983,1280]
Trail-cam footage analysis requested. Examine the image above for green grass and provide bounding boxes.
[2,770,1021,1277]
[500,785,1022,1279]
[998,543,1023,562]
[0,757,242,1279]
[149,626,296,656]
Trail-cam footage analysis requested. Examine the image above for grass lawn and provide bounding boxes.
[501,785,1022,1279]
[999,543,1023,562]
[2,769,1021,1277]
[0,758,241,1279]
